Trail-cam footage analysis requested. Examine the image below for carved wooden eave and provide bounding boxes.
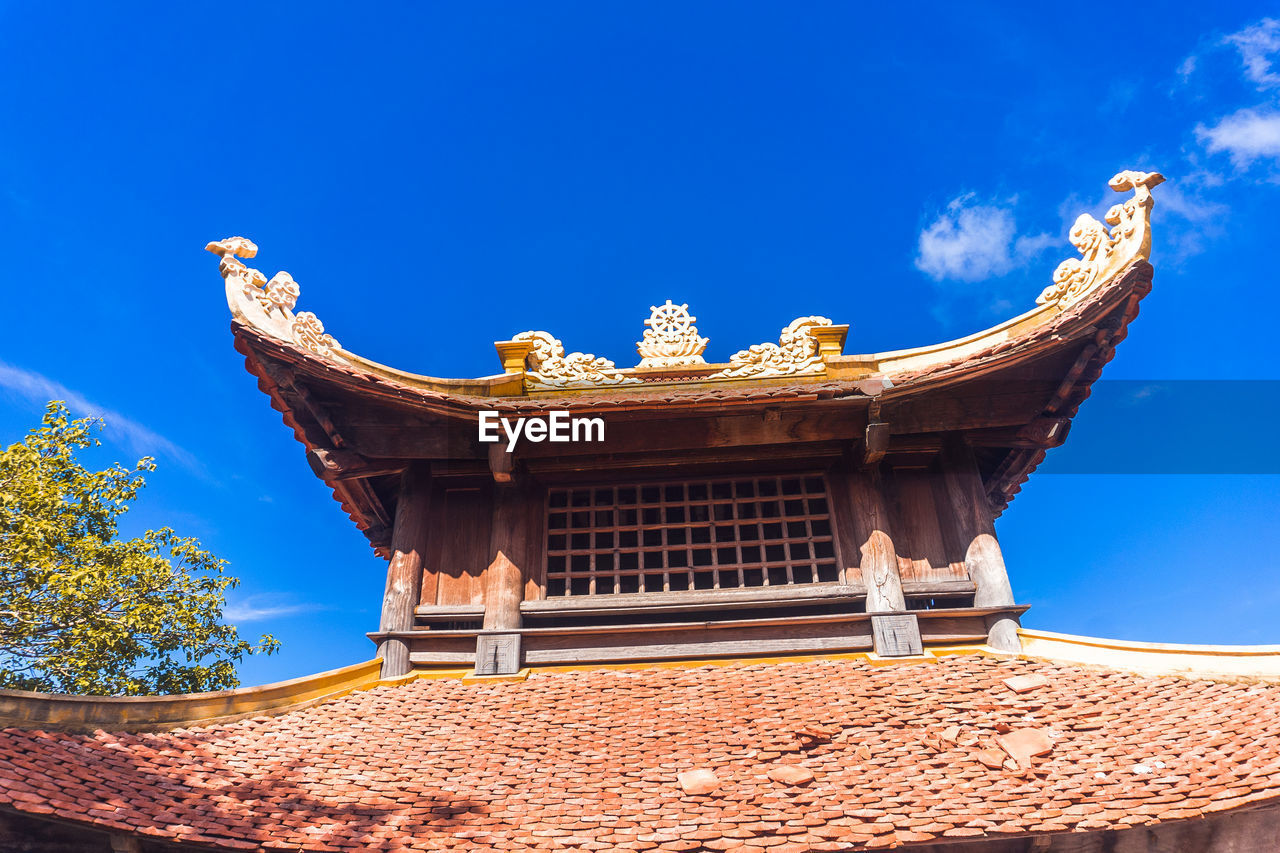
[217,171,1162,549]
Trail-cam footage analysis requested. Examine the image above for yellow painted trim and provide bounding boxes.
[28,625,1280,736]
[1019,628,1280,681]
[0,659,384,732]
[250,262,1145,400]
[462,668,533,684]
[519,646,991,676]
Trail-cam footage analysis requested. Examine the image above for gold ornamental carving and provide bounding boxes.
[636,300,709,367]
[206,237,343,359]
[712,316,835,379]
[1038,171,1164,307]
[510,331,641,390]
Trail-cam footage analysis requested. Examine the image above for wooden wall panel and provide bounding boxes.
[433,486,494,606]
[416,481,448,607]
[887,468,968,584]
[930,467,974,580]
[524,484,548,600]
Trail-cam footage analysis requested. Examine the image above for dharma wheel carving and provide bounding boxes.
[636,300,709,368]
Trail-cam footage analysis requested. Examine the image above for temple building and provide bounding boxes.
[3,170,1280,851]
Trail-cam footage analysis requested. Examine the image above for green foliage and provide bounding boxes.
[0,402,278,695]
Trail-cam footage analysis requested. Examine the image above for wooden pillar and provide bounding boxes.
[378,464,432,678]
[832,464,906,612]
[940,438,1021,652]
[475,484,529,675]
[484,484,528,630]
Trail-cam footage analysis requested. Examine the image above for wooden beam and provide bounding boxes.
[521,584,867,615]
[336,422,484,461]
[879,382,1061,434]
[292,380,348,448]
[524,442,847,478]
[393,605,1023,666]
[512,409,864,459]
[378,464,433,677]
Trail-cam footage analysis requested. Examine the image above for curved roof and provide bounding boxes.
[211,171,1162,406]
[212,172,1164,553]
[3,639,1279,851]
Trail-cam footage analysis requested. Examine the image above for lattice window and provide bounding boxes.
[545,476,840,596]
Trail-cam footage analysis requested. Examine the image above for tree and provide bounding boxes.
[0,402,278,695]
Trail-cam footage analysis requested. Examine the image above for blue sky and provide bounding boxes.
[2,4,1279,685]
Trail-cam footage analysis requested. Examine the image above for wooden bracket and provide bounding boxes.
[255,357,350,451]
[1016,416,1072,449]
[307,447,407,482]
[863,422,890,466]
[488,436,516,484]
[292,380,347,448]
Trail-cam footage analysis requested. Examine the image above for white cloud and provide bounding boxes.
[1196,108,1280,167]
[1177,54,1198,82]
[915,195,1055,283]
[1226,18,1280,90]
[0,360,201,474]
[1156,183,1228,223]
[223,594,326,624]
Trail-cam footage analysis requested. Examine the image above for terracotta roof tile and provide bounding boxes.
[3,654,1280,850]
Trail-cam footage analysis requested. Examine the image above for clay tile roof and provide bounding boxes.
[3,653,1280,850]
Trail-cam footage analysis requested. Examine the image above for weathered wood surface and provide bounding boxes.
[941,439,1021,652]
[523,633,873,664]
[474,633,522,674]
[863,422,890,465]
[524,442,848,477]
[306,447,407,481]
[521,583,868,616]
[878,381,1060,434]
[871,614,923,657]
[433,487,493,606]
[392,607,1016,666]
[889,468,966,584]
[485,482,529,621]
[840,465,907,612]
[412,604,485,618]
[482,550,524,631]
[515,409,864,459]
[326,409,483,460]
[378,465,433,677]
[488,437,514,483]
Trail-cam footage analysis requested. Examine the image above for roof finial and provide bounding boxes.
[1037,171,1164,307]
[206,237,342,359]
[636,300,709,368]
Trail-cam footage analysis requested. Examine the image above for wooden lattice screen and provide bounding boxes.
[545,475,840,596]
